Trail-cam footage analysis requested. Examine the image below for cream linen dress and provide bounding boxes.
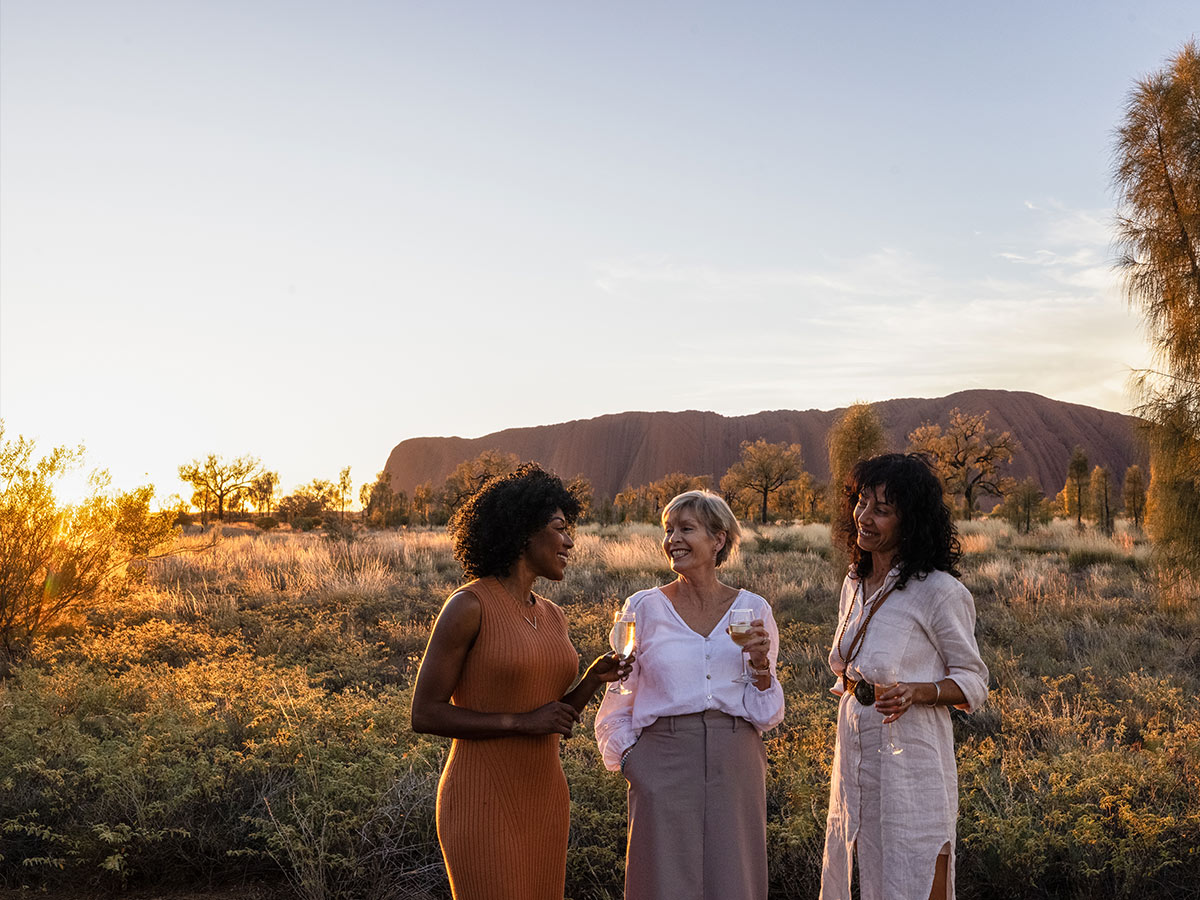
[820,567,988,900]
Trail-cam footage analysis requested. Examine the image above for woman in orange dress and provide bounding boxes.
[411,463,629,900]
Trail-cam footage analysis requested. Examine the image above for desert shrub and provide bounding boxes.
[2,524,1199,897]
[256,516,279,531]
[0,429,177,674]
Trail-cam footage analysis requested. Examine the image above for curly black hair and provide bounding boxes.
[448,463,582,579]
[839,452,961,589]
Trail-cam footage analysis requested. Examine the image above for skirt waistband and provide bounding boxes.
[643,710,750,733]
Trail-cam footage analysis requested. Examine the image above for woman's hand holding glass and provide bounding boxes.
[863,662,908,755]
[872,675,914,723]
[608,609,637,694]
[584,648,632,687]
[727,610,770,684]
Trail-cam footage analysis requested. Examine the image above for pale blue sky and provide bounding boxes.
[1,2,1194,502]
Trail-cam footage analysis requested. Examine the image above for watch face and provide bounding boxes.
[854,680,876,706]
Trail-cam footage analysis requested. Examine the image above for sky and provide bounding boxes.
[1,2,1195,505]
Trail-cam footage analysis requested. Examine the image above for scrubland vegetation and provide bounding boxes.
[2,519,1197,899]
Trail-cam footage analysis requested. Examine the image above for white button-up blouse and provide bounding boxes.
[594,586,786,770]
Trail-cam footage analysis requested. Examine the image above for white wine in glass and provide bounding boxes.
[610,610,636,694]
[728,608,756,684]
[870,662,904,755]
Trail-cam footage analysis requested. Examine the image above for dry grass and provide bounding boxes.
[3,517,1198,899]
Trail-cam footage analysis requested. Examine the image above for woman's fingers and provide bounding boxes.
[744,621,772,666]
[527,700,581,736]
[875,683,913,721]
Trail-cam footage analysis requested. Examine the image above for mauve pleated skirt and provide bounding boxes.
[621,710,768,900]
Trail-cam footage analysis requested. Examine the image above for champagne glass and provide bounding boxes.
[868,662,904,755]
[609,609,636,694]
[728,608,756,684]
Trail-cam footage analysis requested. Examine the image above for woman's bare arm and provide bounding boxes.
[410,590,580,739]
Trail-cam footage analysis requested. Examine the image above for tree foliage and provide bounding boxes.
[336,466,353,521]
[827,402,888,494]
[277,479,336,526]
[1062,446,1091,529]
[360,471,410,527]
[827,401,888,534]
[1090,466,1115,535]
[565,475,594,522]
[0,427,177,673]
[991,477,1053,534]
[719,439,806,524]
[439,450,520,514]
[1123,464,1148,529]
[249,471,279,516]
[906,409,1020,519]
[178,454,262,521]
[1113,40,1200,574]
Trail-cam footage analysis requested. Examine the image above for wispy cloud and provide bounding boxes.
[587,200,1148,416]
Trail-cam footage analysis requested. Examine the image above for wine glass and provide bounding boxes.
[728,608,756,684]
[865,662,904,755]
[609,609,636,694]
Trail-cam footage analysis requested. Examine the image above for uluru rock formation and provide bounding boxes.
[383,390,1147,500]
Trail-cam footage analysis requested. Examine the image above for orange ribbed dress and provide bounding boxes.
[436,577,581,900]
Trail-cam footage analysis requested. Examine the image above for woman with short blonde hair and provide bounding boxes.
[596,490,783,900]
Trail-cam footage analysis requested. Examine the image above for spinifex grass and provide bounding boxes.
[1,519,1196,898]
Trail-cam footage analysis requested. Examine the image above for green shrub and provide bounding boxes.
[2,525,1198,898]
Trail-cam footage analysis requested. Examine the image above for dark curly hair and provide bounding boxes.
[839,452,961,589]
[448,463,582,579]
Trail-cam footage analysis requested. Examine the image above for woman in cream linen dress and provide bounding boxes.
[820,454,989,900]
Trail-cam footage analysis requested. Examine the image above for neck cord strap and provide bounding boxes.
[836,579,897,686]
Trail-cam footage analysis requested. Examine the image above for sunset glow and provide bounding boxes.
[1,2,1193,500]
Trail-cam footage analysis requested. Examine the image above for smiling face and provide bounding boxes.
[521,509,574,581]
[662,507,725,576]
[853,484,901,568]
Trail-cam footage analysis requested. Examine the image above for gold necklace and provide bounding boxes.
[496,577,537,630]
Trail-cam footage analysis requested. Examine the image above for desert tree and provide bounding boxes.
[613,484,657,523]
[648,472,712,511]
[827,401,888,534]
[250,470,279,516]
[566,475,595,522]
[1061,446,1091,529]
[1113,40,1200,574]
[1123,464,1148,529]
[360,471,409,527]
[827,402,888,494]
[720,439,806,524]
[776,471,820,522]
[178,453,262,521]
[277,479,336,526]
[336,466,353,521]
[1090,466,1115,535]
[906,409,1020,519]
[0,426,177,674]
[992,476,1053,535]
[439,450,520,514]
[411,482,435,526]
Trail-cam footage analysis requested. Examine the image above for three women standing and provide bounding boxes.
[595,490,785,900]
[411,464,629,900]
[413,453,987,900]
[820,453,989,900]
